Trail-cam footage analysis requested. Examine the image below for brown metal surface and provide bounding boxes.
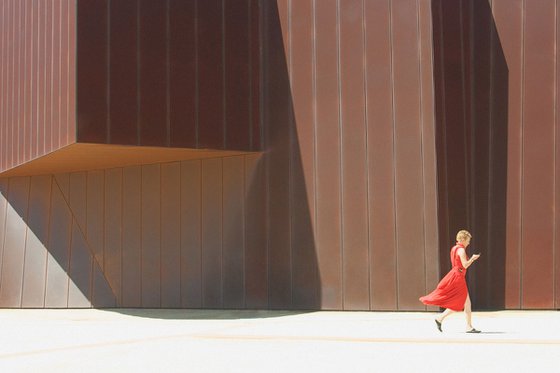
[315,0,343,310]
[521,0,555,309]
[77,0,260,151]
[0,0,75,174]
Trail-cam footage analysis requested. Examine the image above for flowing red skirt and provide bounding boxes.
[419,268,468,311]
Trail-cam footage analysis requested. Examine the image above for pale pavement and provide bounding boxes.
[0,309,558,372]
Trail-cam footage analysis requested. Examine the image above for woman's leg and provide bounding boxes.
[464,294,473,330]
[436,308,455,323]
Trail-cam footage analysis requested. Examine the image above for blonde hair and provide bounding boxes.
[456,230,472,242]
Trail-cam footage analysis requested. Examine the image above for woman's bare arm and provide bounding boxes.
[457,248,480,269]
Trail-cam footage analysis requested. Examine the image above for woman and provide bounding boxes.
[420,230,481,333]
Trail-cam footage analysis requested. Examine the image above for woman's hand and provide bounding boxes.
[471,253,481,261]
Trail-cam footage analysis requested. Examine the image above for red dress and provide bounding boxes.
[419,243,468,311]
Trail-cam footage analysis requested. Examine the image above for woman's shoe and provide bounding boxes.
[435,319,442,332]
[466,328,481,333]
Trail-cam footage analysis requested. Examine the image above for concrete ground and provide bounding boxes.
[0,309,559,372]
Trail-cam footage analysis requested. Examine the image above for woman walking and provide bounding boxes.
[420,230,481,333]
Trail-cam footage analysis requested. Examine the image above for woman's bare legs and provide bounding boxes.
[436,308,455,324]
[464,294,473,330]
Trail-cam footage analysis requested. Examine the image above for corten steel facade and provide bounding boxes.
[0,0,559,311]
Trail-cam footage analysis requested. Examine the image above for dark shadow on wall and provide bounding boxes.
[257,1,322,310]
[432,0,508,309]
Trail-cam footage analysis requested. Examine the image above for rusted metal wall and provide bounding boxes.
[0,0,439,311]
[76,0,261,151]
[0,0,76,174]
[434,0,560,310]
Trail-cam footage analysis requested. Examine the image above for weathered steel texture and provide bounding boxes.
[76,0,261,151]
[434,0,560,310]
[0,0,76,174]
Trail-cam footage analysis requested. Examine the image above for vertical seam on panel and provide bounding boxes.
[179,163,183,307]
[288,0,294,307]
[57,0,62,149]
[50,1,54,152]
[221,159,224,308]
[222,0,227,149]
[336,0,344,310]
[1,1,4,169]
[68,0,72,145]
[262,0,270,309]
[0,0,3,169]
[520,0,525,309]
[44,176,53,307]
[313,0,319,307]
[248,0,253,151]
[139,166,143,306]
[136,0,141,145]
[30,0,34,155]
[43,1,47,154]
[159,165,162,307]
[0,181,10,292]
[488,0,496,301]
[22,0,27,163]
[166,0,171,147]
[107,0,111,143]
[119,168,123,306]
[459,0,469,225]
[200,160,203,307]
[67,217,74,308]
[19,178,31,307]
[389,0,399,310]
[102,172,106,282]
[554,0,558,308]
[417,0,428,298]
[16,0,20,165]
[362,0,371,310]
[195,0,199,147]
[243,157,247,308]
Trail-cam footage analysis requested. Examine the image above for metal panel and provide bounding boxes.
[198,0,225,149]
[76,0,108,143]
[250,0,261,151]
[315,0,342,310]
[339,0,369,310]
[104,168,122,305]
[109,0,138,145]
[244,154,267,308]
[418,0,439,310]
[521,0,555,309]
[222,156,245,308]
[0,177,29,307]
[169,0,196,148]
[67,220,92,308]
[161,162,181,308]
[69,172,86,231]
[139,0,167,146]
[21,175,51,308]
[86,170,104,270]
[0,180,8,289]
[392,0,426,310]
[201,158,223,308]
[122,166,141,307]
[290,0,319,310]
[557,0,560,311]
[225,0,251,150]
[45,177,71,308]
[141,164,161,307]
[264,0,292,309]
[180,160,202,307]
[365,0,397,311]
